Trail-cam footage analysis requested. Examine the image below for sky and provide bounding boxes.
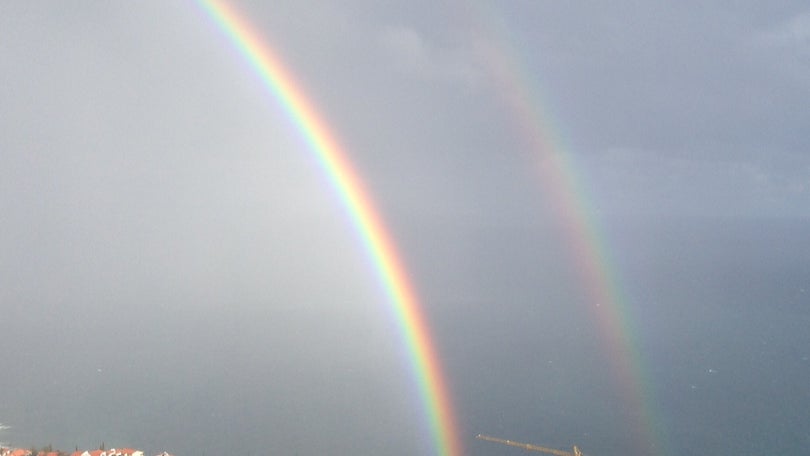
[1,2,809,456]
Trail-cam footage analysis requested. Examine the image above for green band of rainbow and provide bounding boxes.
[198,2,462,455]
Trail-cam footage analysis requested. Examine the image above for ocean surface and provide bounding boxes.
[438,215,810,456]
[2,215,808,456]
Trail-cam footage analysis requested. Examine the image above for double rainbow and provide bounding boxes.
[199,2,462,455]
[200,2,669,455]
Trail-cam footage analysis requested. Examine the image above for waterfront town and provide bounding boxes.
[0,448,172,456]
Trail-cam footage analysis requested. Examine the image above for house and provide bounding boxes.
[110,449,142,456]
[0,449,31,456]
[69,449,144,456]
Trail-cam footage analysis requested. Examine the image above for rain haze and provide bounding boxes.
[2,2,809,456]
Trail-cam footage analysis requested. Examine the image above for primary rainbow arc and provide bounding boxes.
[198,2,462,455]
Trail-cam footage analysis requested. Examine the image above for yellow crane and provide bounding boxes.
[476,434,583,456]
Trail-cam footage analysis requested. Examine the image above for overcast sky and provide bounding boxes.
[1,1,809,455]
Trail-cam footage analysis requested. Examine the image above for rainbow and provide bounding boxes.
[467,5,670,456]
[198,2,462,455]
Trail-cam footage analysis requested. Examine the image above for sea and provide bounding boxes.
[1,215,808,456]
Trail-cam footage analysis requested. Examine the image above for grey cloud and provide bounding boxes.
[379,25,484,87]
[580,147,810,216]
[751,10,810,89]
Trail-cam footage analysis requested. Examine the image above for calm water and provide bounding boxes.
[2,216,808,456]
[439,216,810,456]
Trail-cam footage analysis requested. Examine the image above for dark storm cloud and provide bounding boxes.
[474,2,810,216]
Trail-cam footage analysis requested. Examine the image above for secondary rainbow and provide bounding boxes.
[467,5,670,455]
[198,2,462,455]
